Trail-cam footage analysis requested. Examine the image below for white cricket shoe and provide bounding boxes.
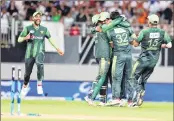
[37,85,43,95]
[20,84,30,98]
[119,99,127,107]
[106,99,120,106]
[84,96,96,106]
[98,102,106,106]
[128,102,139,108]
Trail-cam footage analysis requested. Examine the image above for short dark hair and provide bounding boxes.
[93,21,100,27]
[110,11,120,20]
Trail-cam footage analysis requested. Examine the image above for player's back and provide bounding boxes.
[139,27,165,62]
[108,26,132,54]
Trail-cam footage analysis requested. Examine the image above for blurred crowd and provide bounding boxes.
[1,0,174,36]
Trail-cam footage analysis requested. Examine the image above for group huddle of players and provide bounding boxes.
[17,11,172,108]
[85,11,172,107]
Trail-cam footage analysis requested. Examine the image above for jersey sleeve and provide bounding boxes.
[164,32,172,44]
[19,27,28,37]
[128,27,134,35]
[106,30,112,43]
[101,17,123,32]
[45,28,51,39]
[119,20,131,28]
[136,30,144,42]
[90,27,96,34]
[128,27,137,40]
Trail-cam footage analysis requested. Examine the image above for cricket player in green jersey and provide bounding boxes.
[100,12,136,106]
[98,11,135,106]
[18,11,64,97]
[130,14,172,107]
[85,13,111,106]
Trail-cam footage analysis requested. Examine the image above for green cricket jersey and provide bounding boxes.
[106,26,134,54]
[93,31,111,59]
[136,27,172,62]
[19,24,51,59]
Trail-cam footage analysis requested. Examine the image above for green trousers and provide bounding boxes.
[99,59,112,103]
[131,57,156,102]
[112,53,133,100]
[91,58,110,100]
[24,52,45,85]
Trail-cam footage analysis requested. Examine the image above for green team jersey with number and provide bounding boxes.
[136,27,172,62]
[19,24,51,59]
[106,26,134,54]
[93,31,111,59]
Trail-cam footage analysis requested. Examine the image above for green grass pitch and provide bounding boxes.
[1,100,173,121]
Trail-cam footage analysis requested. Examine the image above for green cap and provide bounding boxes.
[32,11,42,17]
[99,12,110,21]
[92,14,100,25]
[147,14,159,24]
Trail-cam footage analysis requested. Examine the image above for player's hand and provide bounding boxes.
[57,49,64,56]
[96,26,102,32]
[24,33,31,41]
[161,44,166,48]
[106,19,112,24]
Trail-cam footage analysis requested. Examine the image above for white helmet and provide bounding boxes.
[147,14,159,25]
[99,12,110,21]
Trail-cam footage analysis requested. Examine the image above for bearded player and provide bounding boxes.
[17,11,64,97]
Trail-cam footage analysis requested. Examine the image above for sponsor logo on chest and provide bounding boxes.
[30,30,44,40]
[40,31,44,34]
[34,36,44,39]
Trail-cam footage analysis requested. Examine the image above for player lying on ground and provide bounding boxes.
[100,11,136,107]
[129,14,172,107]
[17,11,64,98]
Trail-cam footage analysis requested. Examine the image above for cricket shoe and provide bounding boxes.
[137,90,145,106]
[128,102,139,108]
[84,96,96,106]
[37,84,43,95]
[106,99,120,106]
[98,102,106,106]
[119,99,127,107]
[20,84,30,98]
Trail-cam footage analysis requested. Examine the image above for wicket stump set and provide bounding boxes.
[11,66,22,115]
